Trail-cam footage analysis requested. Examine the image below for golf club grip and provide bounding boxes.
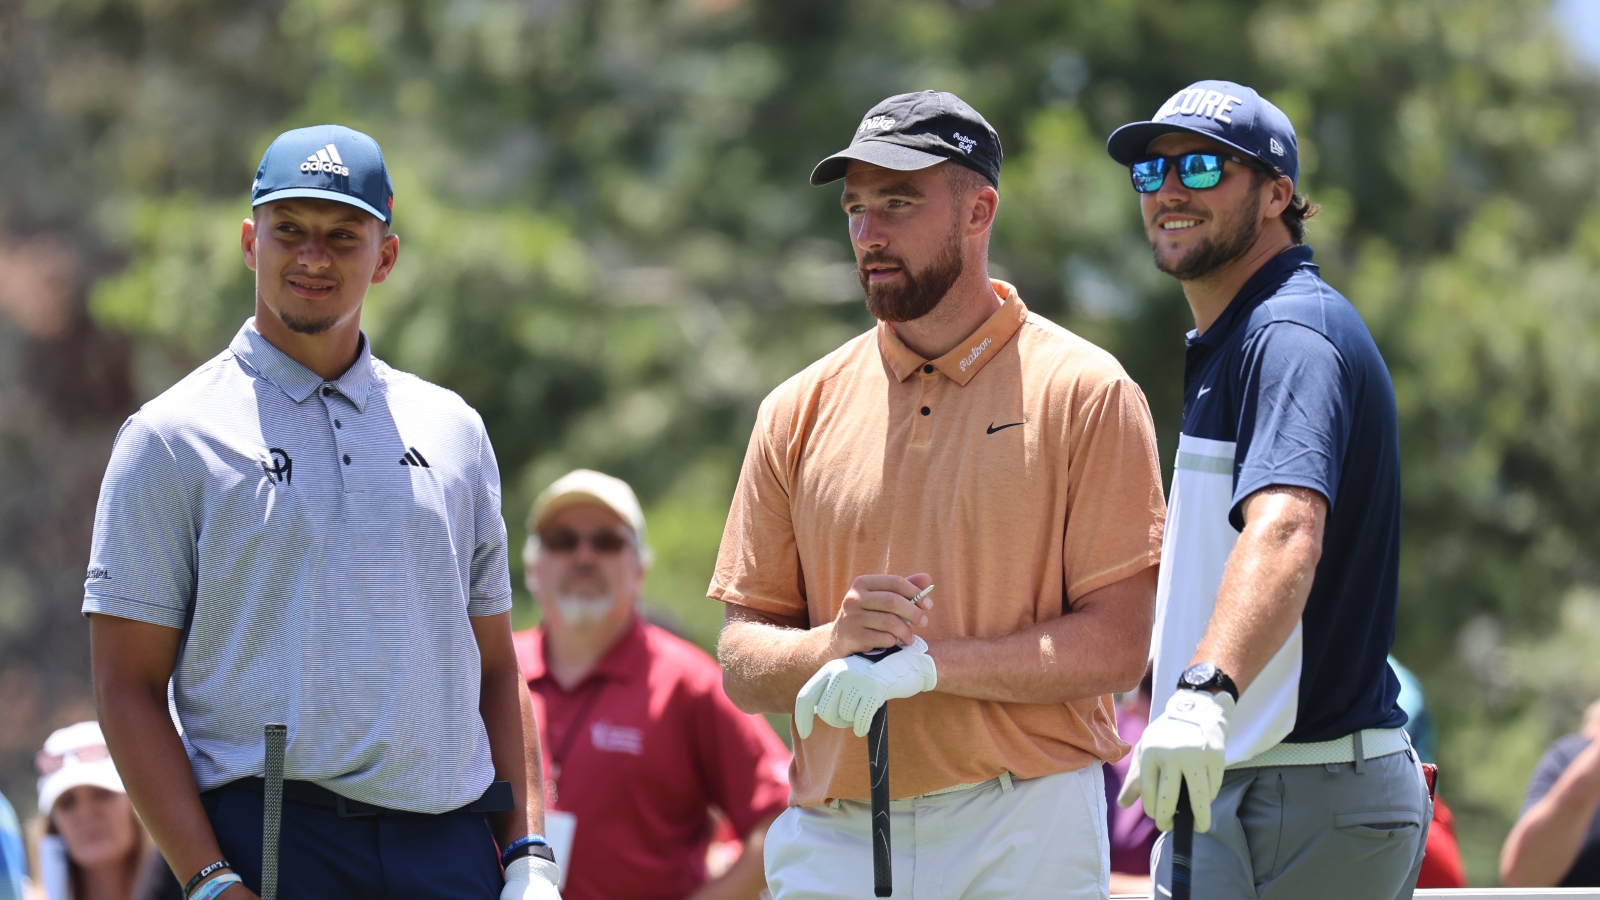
[262,724,287,900]
[1171,781,1194,900]
[853,647,899,897]
[867,703,891,897]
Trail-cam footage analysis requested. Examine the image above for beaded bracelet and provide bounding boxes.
[184,861,232,899]
[191,873,242,900]
[500,834,549,867]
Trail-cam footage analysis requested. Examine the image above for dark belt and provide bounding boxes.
[210,777,514,818]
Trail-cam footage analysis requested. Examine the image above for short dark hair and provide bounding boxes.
[1252,168,1319,244]
[944,161,995,196]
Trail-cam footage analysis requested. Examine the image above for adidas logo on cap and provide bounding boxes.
[300,143,350,177]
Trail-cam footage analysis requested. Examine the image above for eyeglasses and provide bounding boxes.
[1128,152,1271,193]
[36,743,112,776]
[539,528,631,555]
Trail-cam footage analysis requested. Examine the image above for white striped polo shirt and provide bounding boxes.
[84,318,513,813]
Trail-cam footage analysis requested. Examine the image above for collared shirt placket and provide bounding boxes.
[319,384,359,493]
[911,364,941,449]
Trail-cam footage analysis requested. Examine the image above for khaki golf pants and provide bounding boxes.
[765,765,1110,899]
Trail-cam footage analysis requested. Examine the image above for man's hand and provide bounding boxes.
[1119,689,1234,833]
[825,574,933,657]
[501,856,562,899]
[795,636,938,738]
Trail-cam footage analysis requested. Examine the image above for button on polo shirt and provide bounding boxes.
[711,281,1166,806]
[84,318,513,814]
[516,619,791,900]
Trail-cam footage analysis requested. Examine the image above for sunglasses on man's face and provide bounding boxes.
[36,743,112,776]
[1129,152,1269,194]
[539,528,631,555]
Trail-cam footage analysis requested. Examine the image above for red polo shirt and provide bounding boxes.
[515,617,791,900]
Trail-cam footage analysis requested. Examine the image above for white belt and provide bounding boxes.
[1230,728,1411,771]
[920,772,1014,797]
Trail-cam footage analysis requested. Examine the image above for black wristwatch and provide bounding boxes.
[1177,662,1239,703]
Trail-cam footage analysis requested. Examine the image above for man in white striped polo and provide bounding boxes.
[83,125,562,900]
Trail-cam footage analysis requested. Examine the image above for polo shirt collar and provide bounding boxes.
[1187,245,1317,349]
[230,317,376,412]
[877,280,1028,386]
[527,615,649,689]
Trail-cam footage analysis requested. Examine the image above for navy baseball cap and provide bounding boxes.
[811,91,1003,188]
[1106,80,1298,185]
[251,124,394,223]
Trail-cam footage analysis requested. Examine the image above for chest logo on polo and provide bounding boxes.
[986,421,1023,434]
[262,448,293,484]
[590,722,644,755]
[398,447,430,468]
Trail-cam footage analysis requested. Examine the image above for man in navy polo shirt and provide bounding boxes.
[1106,82,1432,898]
[85,125,561,900]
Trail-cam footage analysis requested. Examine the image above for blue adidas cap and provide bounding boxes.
[251,124,394,223]
[1106,80,1298,186]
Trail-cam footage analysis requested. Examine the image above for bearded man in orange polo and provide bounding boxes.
[711,91,1167,898]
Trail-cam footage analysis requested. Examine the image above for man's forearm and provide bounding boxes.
[718,616,833,715]
[96,676,227,884]
[687,815,777,900]
[1192,488,1324,693]
[1502,744,1600,886]
[929,566,1155,704]
[479,642,543,845]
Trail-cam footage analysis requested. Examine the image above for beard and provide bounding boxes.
[1150,195,1262,281]
[858,227,965,324]
[277,309,339,335]
[553,593,617,626]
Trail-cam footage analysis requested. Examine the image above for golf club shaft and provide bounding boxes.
[262,724,287,900]
[1172,781,1194,900]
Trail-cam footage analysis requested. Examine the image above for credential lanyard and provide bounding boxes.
[548,679,608,786]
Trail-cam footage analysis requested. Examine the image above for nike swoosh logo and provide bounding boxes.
[987,421,1024,434]
[1197,386,1212,397]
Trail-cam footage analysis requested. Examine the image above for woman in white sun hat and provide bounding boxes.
[31,722,178,900]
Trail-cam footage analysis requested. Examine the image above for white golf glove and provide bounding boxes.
[1118,688,1235,834]
[795,636,938,739]
[501,855,562,900]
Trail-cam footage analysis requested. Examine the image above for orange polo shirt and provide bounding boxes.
[710,281,1166,807]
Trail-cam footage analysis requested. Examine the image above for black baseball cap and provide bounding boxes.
[251,124,395,223]
[1106,80,1299,186]
[811,91,1003,188]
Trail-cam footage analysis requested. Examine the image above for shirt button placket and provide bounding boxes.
[911,366,936,449]
[323,385,355,492]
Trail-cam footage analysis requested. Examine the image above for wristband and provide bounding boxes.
[500,833,549,867]
[502,841,558,866]
[184,861,232,898]
[191,873,242,900]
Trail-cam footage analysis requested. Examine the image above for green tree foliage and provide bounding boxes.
[5,0,1600,883]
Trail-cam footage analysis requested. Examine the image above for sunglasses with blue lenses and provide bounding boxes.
[1129,152,1269,194]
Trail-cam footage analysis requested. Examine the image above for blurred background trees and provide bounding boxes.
[3,0,1600,883]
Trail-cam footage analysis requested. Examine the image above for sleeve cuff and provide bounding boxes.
[1065,551,1161,606]
[708,582,807,620]
[467,592,514,617]
[82,593,188,629]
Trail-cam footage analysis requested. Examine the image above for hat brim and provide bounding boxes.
[1105,122,1280,176]
[810,140,950,186]
[38,762,124,816]
[253,188,390,224]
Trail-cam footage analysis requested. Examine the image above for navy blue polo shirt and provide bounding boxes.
[1148,245,1406,762]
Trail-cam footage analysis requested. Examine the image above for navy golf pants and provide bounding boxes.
[201,780,502,900]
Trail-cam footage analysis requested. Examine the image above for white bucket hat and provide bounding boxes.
[36,721,123,815]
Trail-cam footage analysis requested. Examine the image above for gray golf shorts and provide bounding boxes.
[1152,748,1432,900]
